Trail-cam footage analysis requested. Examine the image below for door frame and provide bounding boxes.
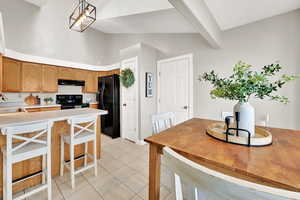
[157,53,194,119]
[120,56,139,142]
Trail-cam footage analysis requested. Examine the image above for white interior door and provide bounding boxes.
[121,57,139,142]
[157,54,193,125]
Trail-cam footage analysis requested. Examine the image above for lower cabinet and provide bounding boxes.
[89,104,98,109]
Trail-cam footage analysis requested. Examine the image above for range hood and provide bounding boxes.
[58,79,85,86]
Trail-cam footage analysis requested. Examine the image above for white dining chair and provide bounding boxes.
[163,147,300,200]
[152,112,176,134]
[60,114,98,188]
[1,121,53,200]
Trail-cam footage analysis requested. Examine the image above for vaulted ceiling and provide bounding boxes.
[203,0,300,30]
[90,0,300,33]
[22,0,300,48]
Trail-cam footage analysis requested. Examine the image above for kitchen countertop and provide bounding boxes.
[0,104,61,111]
[0,108,107,129]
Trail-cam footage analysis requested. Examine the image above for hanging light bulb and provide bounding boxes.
[69,0,96,32]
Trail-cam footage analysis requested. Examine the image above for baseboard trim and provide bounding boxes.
[136,140,147,145]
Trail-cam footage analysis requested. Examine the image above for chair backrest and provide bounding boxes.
[152,112,175,134]
[1,121,53,154]
[163,147,300,200]
[68,114,97,138]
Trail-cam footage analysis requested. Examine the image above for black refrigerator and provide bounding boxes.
[98,74,120,138]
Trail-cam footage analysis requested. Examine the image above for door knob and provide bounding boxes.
[123,104,127,106]
[183,106,188,110]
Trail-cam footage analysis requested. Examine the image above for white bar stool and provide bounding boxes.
[1,121,53,200]
[60,114,98,188]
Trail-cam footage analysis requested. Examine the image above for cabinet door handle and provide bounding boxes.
[123,104,127,107]
[183,106,188,110]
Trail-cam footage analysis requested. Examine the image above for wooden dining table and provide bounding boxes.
[144,118,300,200]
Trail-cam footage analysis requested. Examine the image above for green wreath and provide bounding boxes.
[120,68,135,88]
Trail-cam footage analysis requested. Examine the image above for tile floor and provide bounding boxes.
[21,135,176,200]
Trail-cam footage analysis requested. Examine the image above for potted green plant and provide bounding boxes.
[44,97,54,105]
[200,61,298,137]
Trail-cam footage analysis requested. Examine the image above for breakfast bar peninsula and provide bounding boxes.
[0,108,107,195]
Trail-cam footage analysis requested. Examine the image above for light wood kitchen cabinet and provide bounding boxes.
[98,69,120,77]
[0,54,2,92]
[22,62,42,92]
[84,71,98,93]
[42,65,58,93]
[98,71,108,77]
[2,57,22,92]
[58,67,76,80]
[73,68,87,81]
[89,103,98,109]
[1,56,107,93]
[110,69,120,75]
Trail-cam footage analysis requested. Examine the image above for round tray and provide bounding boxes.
[206,123,272,147]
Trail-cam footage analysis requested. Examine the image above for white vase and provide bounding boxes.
[233,102,255,137]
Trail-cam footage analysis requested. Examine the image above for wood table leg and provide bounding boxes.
[149,144,161,200]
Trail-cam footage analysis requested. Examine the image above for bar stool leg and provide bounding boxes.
[84,142,88,167]
[42,155,46,184]
[5,159,12,200]
[3,154,6,200]
[47,153,52,200]
[5,136,13,200]
[60,137,64,177]
[93,137,97,176]
[70,143,75,189]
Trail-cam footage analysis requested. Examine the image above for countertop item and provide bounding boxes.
[24,94,37,105]
[145,118,300,199]
[0,108,107,129]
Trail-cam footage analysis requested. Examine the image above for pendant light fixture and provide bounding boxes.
[69,0,96,32]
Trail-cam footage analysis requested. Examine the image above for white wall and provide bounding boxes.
[195,9,300,130]
[139,44,158,139]
[120,43,158,140]
[0,12,5,54]
[0,0,110,65]
[107,9,300,130]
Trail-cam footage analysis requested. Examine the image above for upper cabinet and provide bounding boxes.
[84,71,98,93]
[0,54,2,92]
[98,69,120,78]
[111,69,120,75]
[42,65,58,93]
[58,67,75,80]
[1,57,110,94]
[74,68,87,81]
[22,62,42,92]
[2,57,22,92]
